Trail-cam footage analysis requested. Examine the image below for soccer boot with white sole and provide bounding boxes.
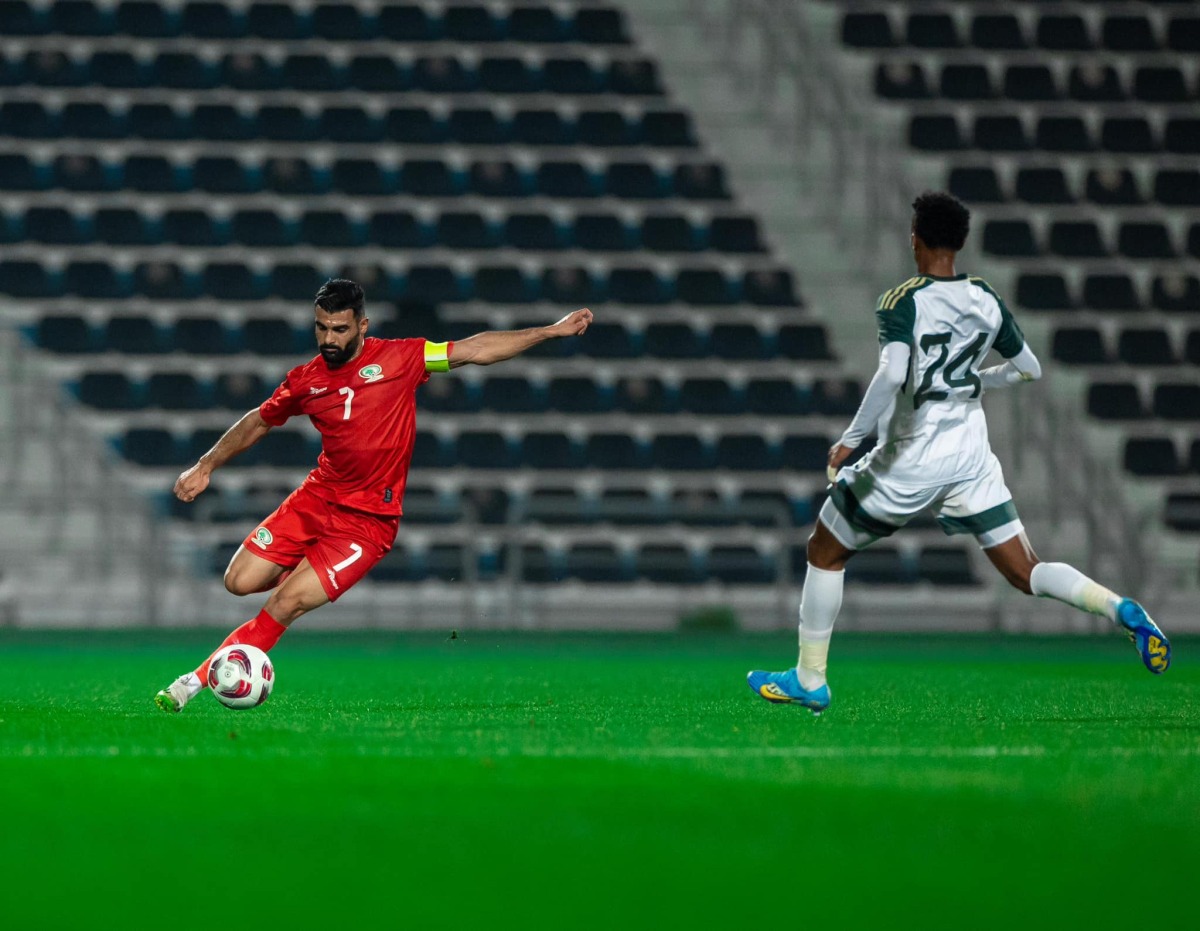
[747,668,831,715]
[1116,599,1171,674]
[154,673,204,713]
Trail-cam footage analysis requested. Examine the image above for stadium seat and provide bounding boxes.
[605,162,663,199]
[636,544,701,583]
[941,64,993,101]
[36,314,94,353]
[1016,274,1074,311]
[1119,329,1176,366]
[214,372,268,409]
[644,323,702,358]
[583,432,642,470]
[1052,327,1108,364]
[1049,221,1108,258]
[1102,117,1157,155]
[680,378,740,415]
[1153,384,1200,421]
[1124,438,1181,476]
[616,376,671,414]
[173,317,231,356]
[746,379,808,416]
[983,220,1039,257]
[782,435,828,472]
[708,545,775,585]
[1004,65,1059,102]
[457,431,516,469]
[1155,170,1200,207]
[1152,275,1200,313]
[1037,116,1094,153]
[78,371,139,409]
[0,154,46,191]
[1087,383,1145,420]
[1119,222,1177,260]
[711,324,769,360]
[1164,495,1200,532]
[673,163,730,200]
[123,428,181,467]
[875,62,929,100]
[744,270,799,306]
[1015,167,1073,204]
[610,59,662,96]
[1135,66,1190,103]
[715,434,777,471]
[1168,16,1200,53]
[146,372,205,410]
[258,431,316,467]
[565,543,630,583]
[1086,169,1144,206]
[1083,274,1140,312]
[916,548,978,586]
[522,431,578,470]
[813,380,863,417]
[910,114,963,151]
[842,12,894,48]
[845,548,911,585]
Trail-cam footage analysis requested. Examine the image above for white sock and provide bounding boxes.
[796,563,844,690]
[1029,562,1121,623]
[177,672,205,697]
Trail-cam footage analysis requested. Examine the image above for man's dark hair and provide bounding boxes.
[911,191,970,251]
[314,278,365,317]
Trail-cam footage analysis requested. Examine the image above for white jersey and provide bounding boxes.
[870,274,1026,486]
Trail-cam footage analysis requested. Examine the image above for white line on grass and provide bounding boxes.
[4,744,1198,760]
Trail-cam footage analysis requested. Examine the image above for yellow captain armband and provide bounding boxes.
[424,340,452,373]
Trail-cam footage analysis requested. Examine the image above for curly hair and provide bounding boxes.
[911,191,971,251]
[314,278,365,317]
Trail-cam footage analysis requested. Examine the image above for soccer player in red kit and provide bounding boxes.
[155,279,593,712]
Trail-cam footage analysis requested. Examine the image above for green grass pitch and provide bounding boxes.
[1,629,1196,930]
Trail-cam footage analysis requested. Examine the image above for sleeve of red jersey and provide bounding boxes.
[258,374,302,426]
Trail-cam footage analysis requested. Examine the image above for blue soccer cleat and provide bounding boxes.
[747,668,831,715]
[1116,599,1171,674]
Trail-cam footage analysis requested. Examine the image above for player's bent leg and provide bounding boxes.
[981,532,1039,594]
[223,545,294,596]
[262,558,332,626]
[986,534,1171,674]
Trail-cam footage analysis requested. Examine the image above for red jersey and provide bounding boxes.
[258,337,449,516]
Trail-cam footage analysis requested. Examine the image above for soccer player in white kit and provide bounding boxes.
[748,192,1171,714]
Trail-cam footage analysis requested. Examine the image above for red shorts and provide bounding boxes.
[243,484,399,602]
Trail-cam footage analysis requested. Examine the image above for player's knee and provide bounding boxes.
[1005,560,1035,595]
[223,564,264,597]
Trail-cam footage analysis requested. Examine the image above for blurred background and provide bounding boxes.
[0,0,1195,634]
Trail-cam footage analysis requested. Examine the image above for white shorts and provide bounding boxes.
[822,451,1024,551]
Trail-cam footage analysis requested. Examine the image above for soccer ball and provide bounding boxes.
[207,644,274,709]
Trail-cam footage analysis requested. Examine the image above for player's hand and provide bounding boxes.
[826,443,853,484]
[173,463,211,503]
[548,308,593,338]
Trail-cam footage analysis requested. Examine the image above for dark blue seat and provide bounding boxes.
[508,6,562,43]
[744,270,799,306]
[413,55,472,92]
[94,207,152,245]
[608,266,668,303]
[194,156,257,193]
[135,261,193,299]
[542,265,601,304]
[574,213,631,251]
[522,432,579,470]
[50,0,111,35]
[258,431,316,467]
[457,431,515,469]
[181,1,241,38]
[223,52,278,89]
[269,263,325,302]
[204,262,265,300]
[146,372,206,410]
[605,161,664,199]
[650,434,711,470]
[123,155,177,192]
[916,547,979,586]
[609,59,662,95]
[312,3,364,40]
[163,209,223,246]
[674,162,729,199]
[636,544,701,583]
[155,51,218,89]
[577,322,635,358]
[537,160,596,198]
[24,49,85,86]
[378,4,431,40]
[247,2,307,39]
[746,379,809,415]
[350,55,407,92]
[778,325,831,360]
[680,378,741,414]
[547,377,609,413]
[677,267,734,305]
[123,428,182,467]
[480,56,536,93]
[642,111,696,147]
[565,543,630,582]
[716,434,778,471]
[214,374,273,418]
[578,109,632,146]
[616,377,671,413]
[401,159,458,196]
[25,206,85,244]
[411,431,448,469]
[232,209,293,247]
[36,315,94,353]
[782,435,828,472]
[404,265,463,303]
[0,0,44,34]
[644,323,703,358]
[641,214,699,252]
[505,212,562,250]
[584,432,643,469]
[242,314,302,355]
[813,379,863,416]
[543,57,603,94]
[174,317,232,355]
[573,7,628,44]
[66,260,128,298]
[480,376,543,413]
[282,54,343,92]
[1,101,53,137]
[104,316,163,354]
[0,154,46,190]
[708,545,775,585]
[78,371,139,409]
[301,210,360,248]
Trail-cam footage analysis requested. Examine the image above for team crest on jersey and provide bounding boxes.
[359,364,384,382]
[254,527,273,548]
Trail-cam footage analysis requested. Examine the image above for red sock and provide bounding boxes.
[194,608,288,683]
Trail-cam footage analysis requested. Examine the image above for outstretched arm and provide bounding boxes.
[979,342,1042,389]
[448,308,593,368]
[174,408,274,502]
[826,341,910,480]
